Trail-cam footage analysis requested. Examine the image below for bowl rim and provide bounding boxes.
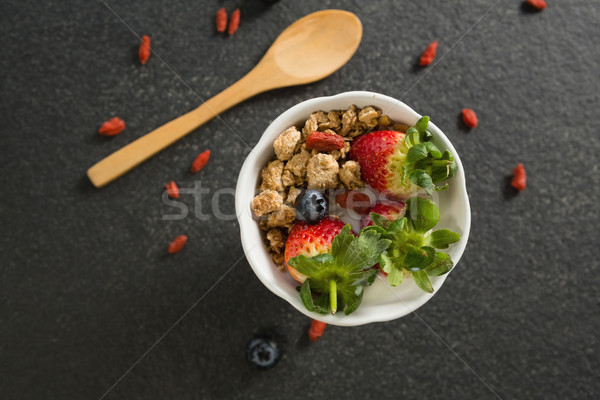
[235,91,471,326]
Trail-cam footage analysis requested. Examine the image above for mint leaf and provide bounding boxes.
[425,252,454,276]
[405,197,440,233]
[425,229,460,249]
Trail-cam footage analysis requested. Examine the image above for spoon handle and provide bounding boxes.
[87,69,266,188]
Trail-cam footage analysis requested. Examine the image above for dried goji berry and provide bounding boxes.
[139,35,151,65]
[306,131,345,152]
[98,117,126,136]
[228,8,241,35]
[216,7,227,33]
[335,191,371,214]
[419,40,438,67]
[168,235,188,254]
[165,181,179,199]
[190,150,211,173]
[511,163,527,191]
[308,320,326,342]
[462,108,478,128]
[525,0,547,10]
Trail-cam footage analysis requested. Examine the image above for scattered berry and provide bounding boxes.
[308,320,327,342]
[335,191,371,214]
[165,181,179,199]
[525,0,547,11]
[295,190,328,224]
[246,337,281,369]
[305,131,345,152]
[511,163,527,191]
[419,40,438,66]
[168,235,188,254]
[190,150,211,173]
[228,8,241,35]
[98,117,126,136]
[461,108,478,128]
[138,35,151,65]
[215,7,227,33]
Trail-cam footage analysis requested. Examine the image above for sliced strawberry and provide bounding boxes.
[335,191,371,214]
[284,217,346,283]
[361,200,406,228]
[305,131,345,152]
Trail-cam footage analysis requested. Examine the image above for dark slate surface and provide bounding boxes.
[1,0,599,399]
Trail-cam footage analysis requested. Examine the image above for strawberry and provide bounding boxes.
[284,217,346,283]
[305,131,345,152]
[335,190,371,214]
[287,224,390,315]
[349,116,456,198]
[360,200,405,228]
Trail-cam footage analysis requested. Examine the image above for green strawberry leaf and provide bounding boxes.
[412,270,434,293]
[423,141,442,159]
[404,245,436,271]
[415,116,429,134]
[409,169,435,194]
[407,143,428,163]
[425,229,461,249]
[369,212,391,228]
[425,252,454,276]
[405,197,440,233]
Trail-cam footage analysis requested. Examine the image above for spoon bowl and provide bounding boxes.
[87,10,363,188]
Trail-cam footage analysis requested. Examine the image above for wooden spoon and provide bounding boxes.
[88,10,362,187]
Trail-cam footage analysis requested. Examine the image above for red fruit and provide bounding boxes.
[306,131,345,152]
[335,191,371,214]
[191,150,211,173]
[139,35,151,65]
[98,117,126,136]
[525,0,547,10]
[165,181,179,199]
[308,320,327,342]
[349,130,414,199]
[511,163,526,191]
[462,108,478,128]
[360,201,406,228]
[168,235,188,254]
[228,8,241,35]
[216,7,227,33]
[419,41,438,66]
[284,217,346,283]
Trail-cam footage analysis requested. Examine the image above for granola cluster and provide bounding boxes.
[252,105,407,268]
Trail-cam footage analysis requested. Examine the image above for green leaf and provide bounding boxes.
[331,225,354,259]
[404,127,420,148]
[405,197,440,233]
[288,254,332,277]
[415,116,429,134]
[341,228,391,271]
[423,141,442,159]
[386,265,404,286]
[387,217,407,234]
[404,245,436,271]
[369,212,391,228]
[407,143,428,163]
[341,285,364,315]
[425,252,454,276]
[409,170,435,194]
[425,229,460,249]
[412,270,434,293]
[300,280,330,314]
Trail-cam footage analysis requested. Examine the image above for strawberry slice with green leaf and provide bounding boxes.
[363,197,460,293]
[287,225,391,315]
[349,116,456,198]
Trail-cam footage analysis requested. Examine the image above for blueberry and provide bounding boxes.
[295,190,328,224]
[246,337,281,369]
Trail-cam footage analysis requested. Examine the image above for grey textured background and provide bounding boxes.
[1,0,599,399]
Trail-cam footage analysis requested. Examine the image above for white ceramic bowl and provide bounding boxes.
[235,91,471,326]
